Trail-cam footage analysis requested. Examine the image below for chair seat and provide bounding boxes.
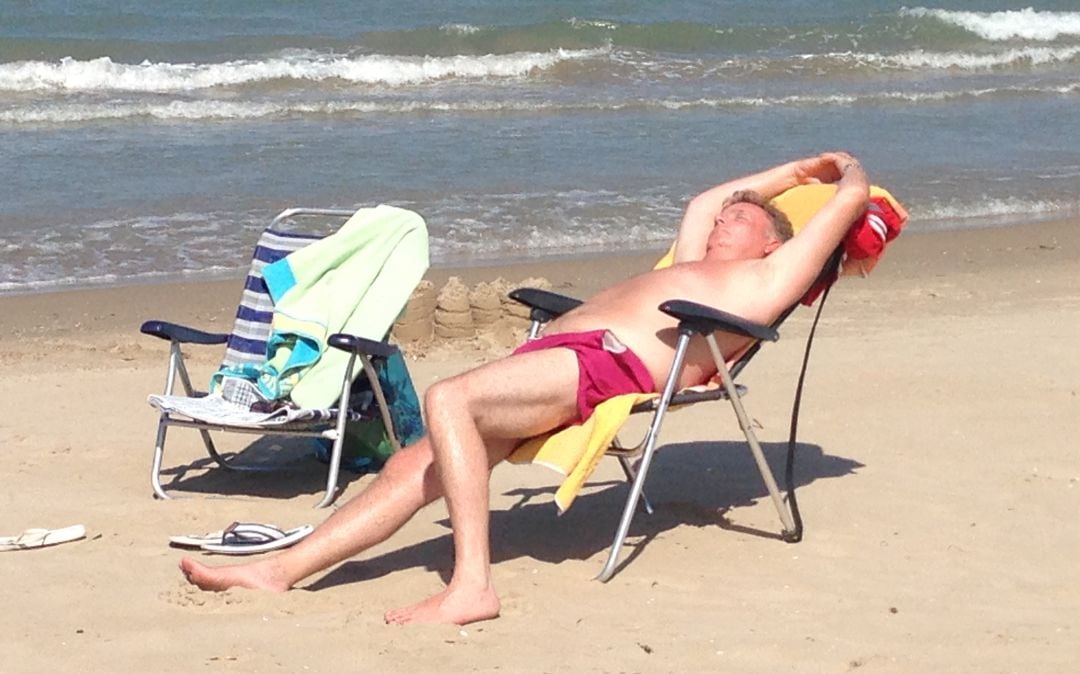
[628,382,747,414]
[148,393,367,430]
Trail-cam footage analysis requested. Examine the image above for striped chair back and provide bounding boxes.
[220,228,323,369]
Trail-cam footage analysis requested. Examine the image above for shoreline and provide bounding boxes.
[3,216,1076,345]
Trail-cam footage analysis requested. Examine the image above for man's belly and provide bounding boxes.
[545,306,745,391]
[545,308,657,387]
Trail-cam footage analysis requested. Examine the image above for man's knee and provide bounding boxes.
[424,375,473,417]
[381,438,438,490]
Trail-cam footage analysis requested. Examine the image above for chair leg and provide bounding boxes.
[595,331,692,582]
[150,343,184,500]
[150,415,172,500]
[314,430,344,509]
[313,353,360,509]
[171,345,229,466]
[705,335,796,537]
[616,455,654,516]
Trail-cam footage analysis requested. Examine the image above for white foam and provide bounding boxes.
[645,83,1073,110]
[568,17,619,31]
[871,45,1080,70]
[0,48,607,93]
[439,23,483,35]
[0,99,547,124]
[6,79,1076,125]
[903,8,1080,42]
[0,265,244,295]
[920,197,1063,223]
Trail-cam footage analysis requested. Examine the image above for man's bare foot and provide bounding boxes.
[384,583,500,625]
[179,557,292,593]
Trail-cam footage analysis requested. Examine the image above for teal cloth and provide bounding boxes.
[314,350,426,472]
[212,205,429,408]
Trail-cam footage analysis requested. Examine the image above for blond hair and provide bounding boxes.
[723,189,794,242]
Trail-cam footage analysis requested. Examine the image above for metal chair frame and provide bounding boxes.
[509,287,808,581]
[143,208,402,508]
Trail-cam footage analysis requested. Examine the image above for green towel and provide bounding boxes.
[257,204,429,408]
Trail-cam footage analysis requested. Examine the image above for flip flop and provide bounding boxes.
[195,522,314,555]
[0,524,86,551]
[168,530,227,549]
[169,523,307,550]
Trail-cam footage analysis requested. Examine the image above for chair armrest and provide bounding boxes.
[658,300,778,342]
[508,287,584,324]
[327,333,399,360]
[140,320,229,345]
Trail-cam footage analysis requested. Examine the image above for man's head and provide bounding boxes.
[704,190,794,261]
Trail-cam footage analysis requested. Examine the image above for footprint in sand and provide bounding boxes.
[159,584,244,608]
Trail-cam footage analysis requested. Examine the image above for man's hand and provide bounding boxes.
[815,151,868,189]
[793,151,869,191]
[792,155,835,185]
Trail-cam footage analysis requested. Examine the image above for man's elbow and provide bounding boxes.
[683,194,712,222]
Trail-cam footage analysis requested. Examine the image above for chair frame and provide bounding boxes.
[509,272,827,580]
[142,208,403,508]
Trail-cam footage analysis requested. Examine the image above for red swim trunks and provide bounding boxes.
[512,329,656,424]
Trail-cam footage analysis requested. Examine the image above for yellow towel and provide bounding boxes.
[508,392,655,513]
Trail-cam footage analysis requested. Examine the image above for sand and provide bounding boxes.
[1,221,1078,672]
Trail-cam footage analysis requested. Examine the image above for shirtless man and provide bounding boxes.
[180,151,871,626]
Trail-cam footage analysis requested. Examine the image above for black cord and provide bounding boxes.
[783,280,833,543]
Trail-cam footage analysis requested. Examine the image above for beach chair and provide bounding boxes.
[509,184,906,580]
[141,206,428,508]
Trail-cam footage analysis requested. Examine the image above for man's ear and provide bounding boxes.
[763,238,783,255]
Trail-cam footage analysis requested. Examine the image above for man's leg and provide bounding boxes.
[180,433,445,591]
[180,430,523,591]
[385,346,580,625]
[180,346,579,608]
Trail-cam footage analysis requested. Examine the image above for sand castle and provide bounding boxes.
[392,276,553,350]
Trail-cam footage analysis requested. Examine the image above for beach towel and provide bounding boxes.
[509,393,655,513]
[211,205,429,409]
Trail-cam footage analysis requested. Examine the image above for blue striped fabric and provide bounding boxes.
[221,229,323,369]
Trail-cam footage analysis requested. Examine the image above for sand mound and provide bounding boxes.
[393,275,556,353]
[434,276,474,339]
[391,280,436,343]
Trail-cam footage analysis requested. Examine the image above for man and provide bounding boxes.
[180,151,871,626]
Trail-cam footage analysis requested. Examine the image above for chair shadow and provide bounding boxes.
[307,439,862,590]
[158,435,368,501]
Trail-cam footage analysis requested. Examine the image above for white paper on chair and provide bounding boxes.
[147,393,326,428]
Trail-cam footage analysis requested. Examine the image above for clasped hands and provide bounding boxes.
[793,151,868,189]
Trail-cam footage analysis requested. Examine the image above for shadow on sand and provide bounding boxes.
[306,438,862,589]
[155,435,370,502]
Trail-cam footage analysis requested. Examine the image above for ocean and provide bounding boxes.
[2,1,1078,294]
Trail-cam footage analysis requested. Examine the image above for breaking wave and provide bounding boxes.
[0,48,605,93]
[902,8,1080,42]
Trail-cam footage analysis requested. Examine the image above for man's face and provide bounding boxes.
[704,202,782,261]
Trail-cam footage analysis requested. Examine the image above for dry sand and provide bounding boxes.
[1,221,1078,672]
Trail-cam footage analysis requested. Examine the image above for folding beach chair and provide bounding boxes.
[509,184,906,580]
[141,207,426,508]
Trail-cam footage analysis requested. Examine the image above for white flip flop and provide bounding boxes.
[0,524,86,551]
[174,522,313,555]
[168,530,227,549]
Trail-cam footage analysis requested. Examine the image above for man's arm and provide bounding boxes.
[758,152,870,310]
[673,155,839,263]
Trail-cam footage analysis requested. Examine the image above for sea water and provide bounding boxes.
[1,1,1078,293]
